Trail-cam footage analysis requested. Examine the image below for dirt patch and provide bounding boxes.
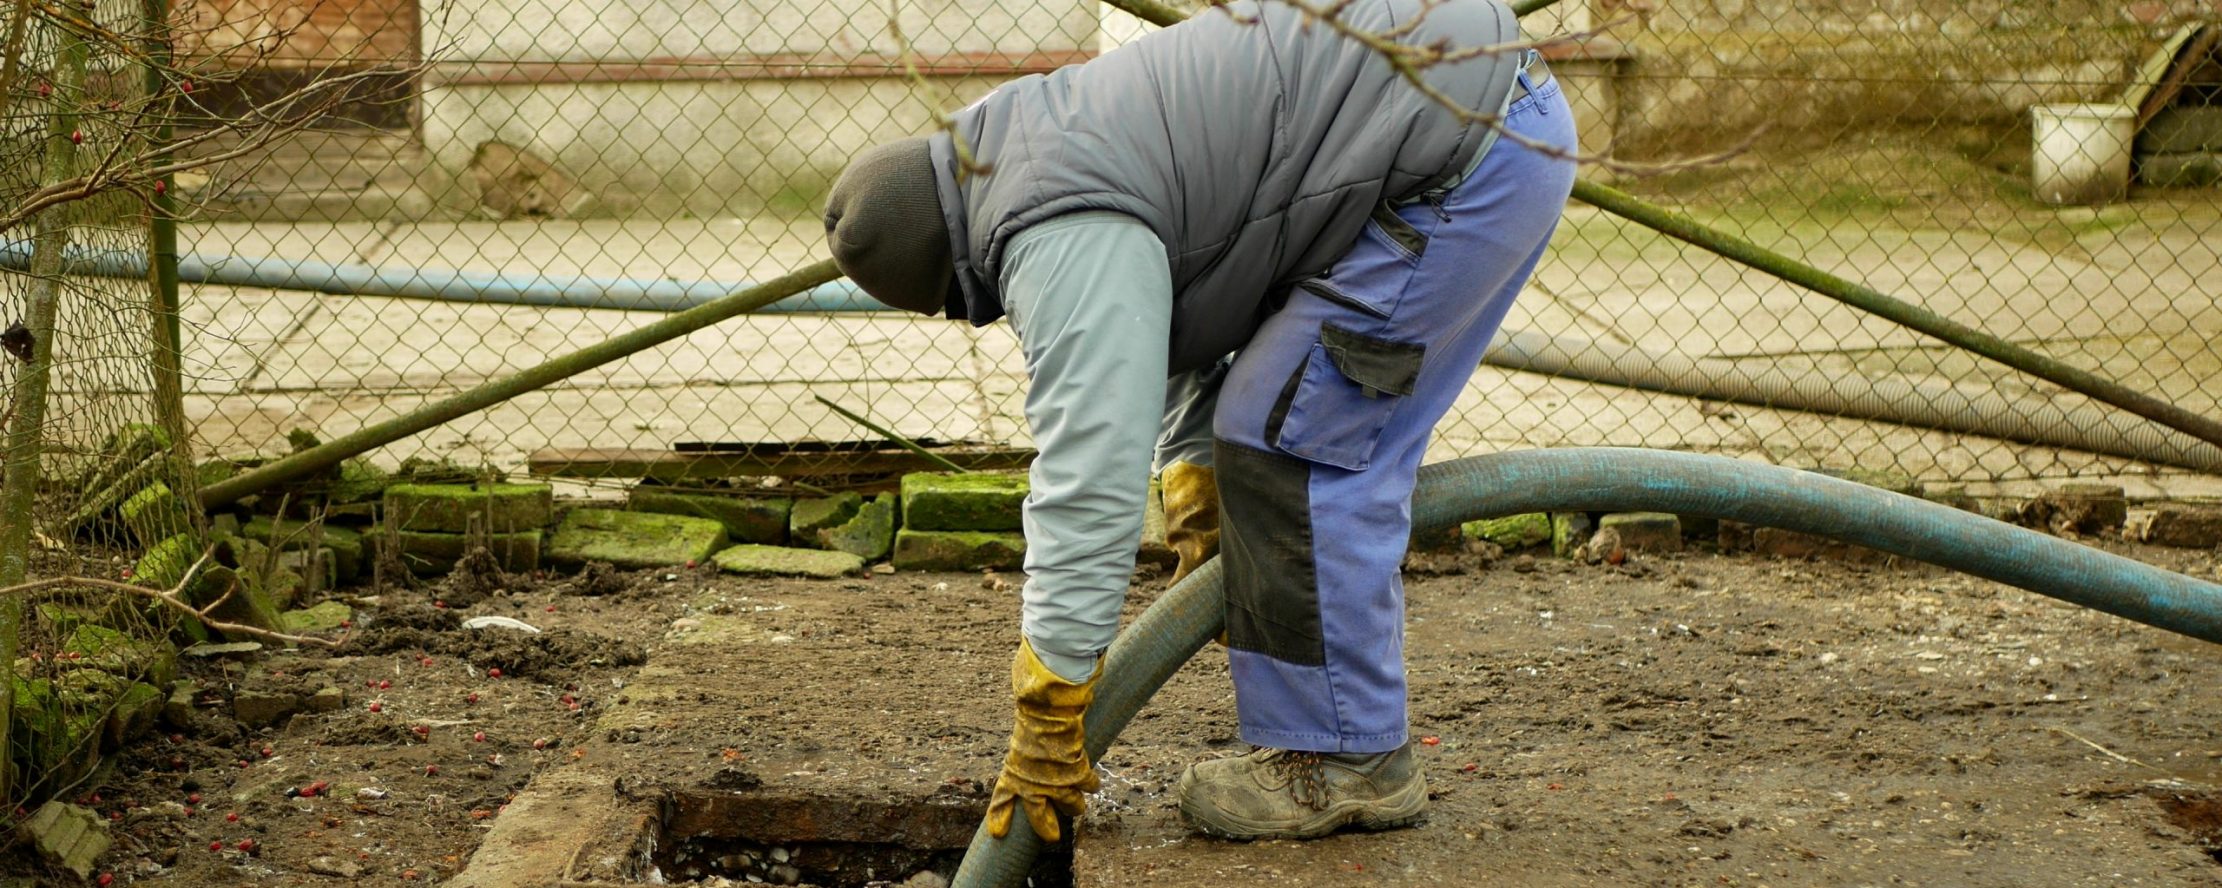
[23,538,2222,885]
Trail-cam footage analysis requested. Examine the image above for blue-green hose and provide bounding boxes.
[951,448,2222,887]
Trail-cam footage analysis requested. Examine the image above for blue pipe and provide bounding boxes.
[951,447,2222,887]
[0,241,892,314]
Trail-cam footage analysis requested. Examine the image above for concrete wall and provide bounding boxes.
[1604,0,2180,156]
[419,0,1099,217]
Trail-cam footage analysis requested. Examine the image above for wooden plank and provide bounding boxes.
[526,447,1034,482]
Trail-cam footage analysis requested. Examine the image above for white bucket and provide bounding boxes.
[2030,103,2136,206]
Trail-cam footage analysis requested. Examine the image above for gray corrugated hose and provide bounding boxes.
[950,447,2222,887]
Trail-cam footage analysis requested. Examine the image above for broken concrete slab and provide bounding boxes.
[900,473,1027,532]
[280,600,354,634]
[546,509,727,570]
[712,544,866,579]
[628,488,791,544]
[394,530,543,575]
[1599,512,1682,552]
[811,493,895,561]
[1465,513,1552,549]
[2126,503,2222,548]
[306,685,348,712]
[105,681,163,748]
[789,492,863,539]
[384,482,554,533]
[891,529,1026,572]
[134,532,203,589]
[25,801,108,880]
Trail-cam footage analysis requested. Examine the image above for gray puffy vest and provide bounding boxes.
[926,0,1522,373]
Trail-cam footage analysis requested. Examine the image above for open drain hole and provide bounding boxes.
[2154,790,2222,864]
[651,787,1072,887]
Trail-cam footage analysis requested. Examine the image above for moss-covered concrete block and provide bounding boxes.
[192,564,287,635]
[64,624,176,687]
[790,492,864,537]
[329,457,391,503]
[216,536,308,610]
[712,544,867,579]
[1551,512,1593,558]
[242,517,366,583]
[628,489,791,544]
[133,533,200,589]
[1598,512,1682,552]
[11,677,106,794]
[394,530,542,575]
[118,482,190,547]
[546,509,726,569]
[280,600,354,634]
[892,529,1026,572]
[1464,513,1551,550]
[384,482,554,533]
[104,681,162,749]
[813,493,896,561]
[901,473,1028,532]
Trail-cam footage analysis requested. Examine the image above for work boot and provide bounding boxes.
[1175,745,1426,840]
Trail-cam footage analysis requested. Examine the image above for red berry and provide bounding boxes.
[37,82,50,96]
[424,764,439,776]
[434,600,447,609]
[69,129,81,144]
[465,692,480,704]
[187,792,201,804]
[368,701,383,713]
[419,657,434,667]
[179,80,192,93]
[121,567,135,579]
[339,619,352,628]
[90,794,100,804]
[685,559,698,569]
[532,738,548,750]
[487,668,502,678]
[379,679,392,690]
[226,811,239,822]
[545,605,556,613]
[260,745,273,758]
[98,875,114,887]
[153,180,166,196]
[413,725,430,737]
[1419,736,1440,746]
[473,731,486,743]
[109,811,122,821]
[181,806,195,817]
[236,839,254,852]
[210,840,222,851]
[559,693,574,706]
[235,760,249,769]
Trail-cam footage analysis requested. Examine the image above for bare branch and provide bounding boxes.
[0,548,346,648]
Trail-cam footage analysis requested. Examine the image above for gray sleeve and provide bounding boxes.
[1156,356,1229,472]
[999,211,1173,683]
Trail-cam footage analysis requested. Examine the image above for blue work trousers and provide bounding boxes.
[1212,73,1577,753]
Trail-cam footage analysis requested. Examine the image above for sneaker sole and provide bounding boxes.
[1175,771,1428,841]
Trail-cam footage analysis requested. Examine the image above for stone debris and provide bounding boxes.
[2126,503,2222,548]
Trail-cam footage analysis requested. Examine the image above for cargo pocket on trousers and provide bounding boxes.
[1271,323,1426,472]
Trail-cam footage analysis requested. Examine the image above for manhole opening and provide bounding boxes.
[2154,790,2222,865]
[650,788,1072,887]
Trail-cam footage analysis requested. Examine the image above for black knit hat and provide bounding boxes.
[824,137,953,315]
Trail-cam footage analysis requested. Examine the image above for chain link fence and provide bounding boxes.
[157,0,2222,499]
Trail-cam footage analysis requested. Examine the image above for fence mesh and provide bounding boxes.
[155,0,2221,499]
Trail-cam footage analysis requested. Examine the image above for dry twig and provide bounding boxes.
[0,547,347,648]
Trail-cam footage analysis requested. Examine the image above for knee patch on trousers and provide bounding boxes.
[1214,439,1326,666]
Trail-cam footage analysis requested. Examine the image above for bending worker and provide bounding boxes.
[822,0,1576,843]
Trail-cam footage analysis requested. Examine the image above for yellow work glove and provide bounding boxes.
[1161,461,1220,584]
[986,639,1101,843]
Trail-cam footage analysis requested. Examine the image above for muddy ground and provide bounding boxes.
[26,535,2222,886]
